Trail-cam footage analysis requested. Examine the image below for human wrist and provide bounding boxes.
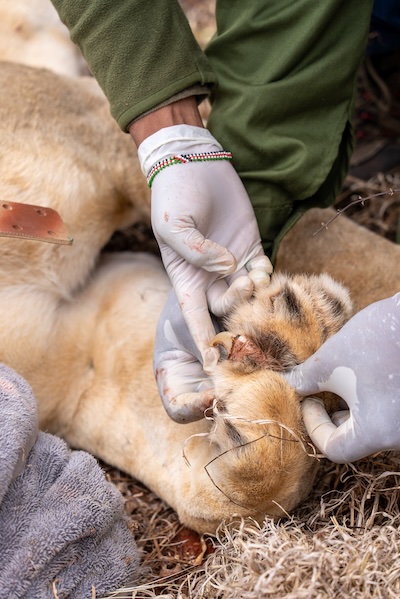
[137,124,224,178]
[129,97,204,147]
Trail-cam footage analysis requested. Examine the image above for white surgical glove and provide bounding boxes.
[283,293,400,463]
[139,125,271,372]
[153,289,217,423]
[154,257,272,423]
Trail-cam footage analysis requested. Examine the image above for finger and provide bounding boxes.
[155,352,215,423]
[302,397,363,463]
[302,397,337,446]
[225,249,272,286]
[246,255,273,275]
[163,390,215,423]
[207,254,273,317]
[331,410,350,427]
[247,267,271,290]
[161,224,237,274]
[176,288,220,371]
[207,276,254,317]
[281,367,321,395]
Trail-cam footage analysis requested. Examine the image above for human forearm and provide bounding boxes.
[50,0,216,130]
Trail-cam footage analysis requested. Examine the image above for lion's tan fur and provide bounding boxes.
[2,1,400,537]
[0,0,86,76]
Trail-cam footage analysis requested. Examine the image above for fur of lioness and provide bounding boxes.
[0,0,86,76]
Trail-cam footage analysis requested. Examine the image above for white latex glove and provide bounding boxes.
[283,293,400,463]
[153,289,217,423]
[139,125,271,371]
[153,260,272,423]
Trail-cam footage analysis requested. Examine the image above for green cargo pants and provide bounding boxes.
[205,0,373,259]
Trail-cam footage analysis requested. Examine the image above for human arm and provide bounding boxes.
[50,0,215,129]
[141,102,275,423]
[283,294,400,463]
[140,100,272,415]
[134,104,270,365]
[50,1,270,369]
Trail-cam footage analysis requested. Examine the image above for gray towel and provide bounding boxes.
[0,364,141,599]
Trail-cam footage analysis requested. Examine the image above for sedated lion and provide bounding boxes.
[1,0,400,535]
[0,59,354,533]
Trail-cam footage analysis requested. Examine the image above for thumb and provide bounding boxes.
[302,397,364,463]
[176,288,219,371]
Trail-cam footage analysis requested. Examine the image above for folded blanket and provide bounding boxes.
[0,364,140,599]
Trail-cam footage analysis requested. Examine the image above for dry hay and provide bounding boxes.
[100,451,400,598]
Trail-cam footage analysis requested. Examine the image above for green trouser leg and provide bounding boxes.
[205,0,373,259]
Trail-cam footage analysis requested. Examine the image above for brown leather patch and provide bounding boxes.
[0,201,73,245]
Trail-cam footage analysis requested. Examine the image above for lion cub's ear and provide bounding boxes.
[211,331,296,374]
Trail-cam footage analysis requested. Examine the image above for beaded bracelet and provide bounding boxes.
[146,150,233,188]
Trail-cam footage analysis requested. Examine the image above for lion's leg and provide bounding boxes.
[22,252,235,533]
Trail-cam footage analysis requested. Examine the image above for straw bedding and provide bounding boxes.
[102,450,400,598]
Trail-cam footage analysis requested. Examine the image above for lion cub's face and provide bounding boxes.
[208,273,352,516]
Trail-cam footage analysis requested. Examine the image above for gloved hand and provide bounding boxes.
[138,124,271,371]
[154,261,272,424]
[153,289,217,423]
[283,293,400,463]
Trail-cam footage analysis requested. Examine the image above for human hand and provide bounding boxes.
[138,122,271,370]
[283,293,400,463]
[153,289,216,423]
[154,256,273,423]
